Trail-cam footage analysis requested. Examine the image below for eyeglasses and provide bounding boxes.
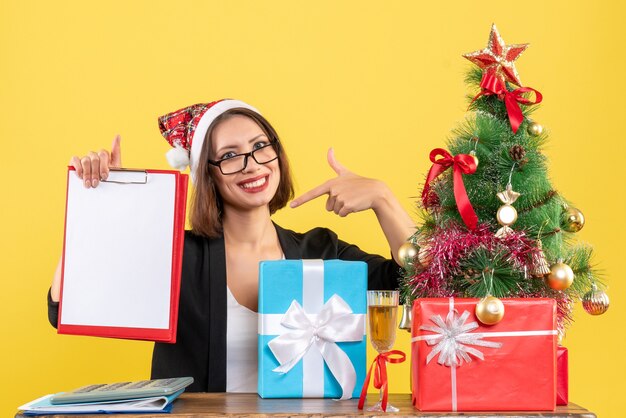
[208,142,280,175]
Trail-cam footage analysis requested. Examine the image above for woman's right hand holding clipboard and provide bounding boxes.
[70,135,122,188]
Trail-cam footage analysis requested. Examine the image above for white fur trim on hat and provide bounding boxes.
[189,100,260,183]
[166,143,191,170]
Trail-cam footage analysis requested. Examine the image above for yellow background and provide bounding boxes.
[1,1,624,416]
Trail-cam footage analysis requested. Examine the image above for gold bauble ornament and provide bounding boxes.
[547,262,574,290]
[398,242,419,266]
[562,207,585,233]
[469,150,479,167]
[582,285,610,315]
[527,122,544,137]
[475,296,505,325]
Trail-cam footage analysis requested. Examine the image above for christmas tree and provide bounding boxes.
[399,24,609,336]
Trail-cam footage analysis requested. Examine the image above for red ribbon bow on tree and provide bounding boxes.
[358,350,405,412]
[421,148,478,230]
[472,70,543,134]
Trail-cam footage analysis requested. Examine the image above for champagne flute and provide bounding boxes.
[367,290,399,412]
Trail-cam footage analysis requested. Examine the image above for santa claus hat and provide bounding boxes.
[158,99,260,182]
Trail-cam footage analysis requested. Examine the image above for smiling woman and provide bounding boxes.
[47,99,416,393]
[192,107,294,239]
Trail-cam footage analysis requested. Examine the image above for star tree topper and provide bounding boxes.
[463,24,528,86]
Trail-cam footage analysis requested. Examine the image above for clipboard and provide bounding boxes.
[57,167,188,343]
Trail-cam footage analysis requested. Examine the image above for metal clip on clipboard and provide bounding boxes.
[101,168,148,185]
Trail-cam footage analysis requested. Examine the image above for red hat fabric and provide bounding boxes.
[158,99,260,182]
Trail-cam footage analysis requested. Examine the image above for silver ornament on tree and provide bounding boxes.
[582,283,610,315]
[399,302,413,332]
[397,241,418,332]
[495,183,521,237]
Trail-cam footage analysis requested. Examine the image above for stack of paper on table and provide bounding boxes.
[18,389,183,415]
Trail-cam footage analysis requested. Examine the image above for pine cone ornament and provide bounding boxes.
[509,145,526,161]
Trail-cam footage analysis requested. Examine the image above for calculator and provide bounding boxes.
[49,376,194,404]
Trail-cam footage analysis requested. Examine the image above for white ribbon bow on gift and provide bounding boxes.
[419,309,502,367]
[267,294,363,400]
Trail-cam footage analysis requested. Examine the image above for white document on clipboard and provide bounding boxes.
[58,168,188,342]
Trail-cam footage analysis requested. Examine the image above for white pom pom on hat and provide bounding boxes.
[165,144,191,170]
[157,99,260,183]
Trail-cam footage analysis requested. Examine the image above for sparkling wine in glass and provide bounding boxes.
[367,290,399,412]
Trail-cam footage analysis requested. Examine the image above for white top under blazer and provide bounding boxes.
[226,286,258,392]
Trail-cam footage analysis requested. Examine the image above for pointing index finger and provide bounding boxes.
[290,181,331,208]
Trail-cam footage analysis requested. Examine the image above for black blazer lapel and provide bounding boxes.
[275,223,302,260]
[207,235,227,391]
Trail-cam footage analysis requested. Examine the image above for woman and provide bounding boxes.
[48,99,415,392]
